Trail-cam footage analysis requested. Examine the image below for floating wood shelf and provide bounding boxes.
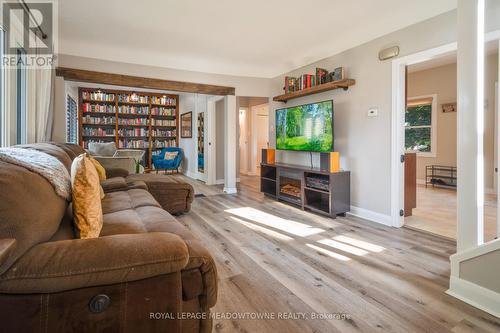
[273,79,355,103]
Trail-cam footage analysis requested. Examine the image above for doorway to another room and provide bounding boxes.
[399,40,499,242]
[237,97,269,183]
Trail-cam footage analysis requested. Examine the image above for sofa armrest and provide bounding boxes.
[0,239,16,267]
[183,240,218,309]
[0,233,189,294]
[105,167,130,178]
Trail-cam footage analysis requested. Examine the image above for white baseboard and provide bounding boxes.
[447,276,500,318]
[216,178,241,185]
[223,187,238,194]
[347,206,393,227]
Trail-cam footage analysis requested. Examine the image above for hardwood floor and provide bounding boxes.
[174,174,500,333]
[405,185,497,241]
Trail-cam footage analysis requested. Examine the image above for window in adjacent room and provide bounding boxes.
[0,28,5,147]
[66,95,78,143]
[16,48,27,144]
[405,95,437,157]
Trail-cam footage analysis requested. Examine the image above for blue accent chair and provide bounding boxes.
[152,147,184,173]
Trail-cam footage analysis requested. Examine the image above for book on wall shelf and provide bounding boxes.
[283,66,347,94]
[78,88,179,168]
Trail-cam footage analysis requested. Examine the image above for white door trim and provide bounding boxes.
[250,103,269,176]
[239,107,249,175]
[390,29,500,228]
[206,96,223,185]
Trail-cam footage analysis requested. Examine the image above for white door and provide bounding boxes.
[253,104,269,176]
[239,108,248,174]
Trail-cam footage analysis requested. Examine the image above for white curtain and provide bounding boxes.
[35,67,54,142]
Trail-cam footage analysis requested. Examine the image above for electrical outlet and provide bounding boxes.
[368,108,378,117]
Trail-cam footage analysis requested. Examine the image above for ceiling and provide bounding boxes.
[58,0,457,78]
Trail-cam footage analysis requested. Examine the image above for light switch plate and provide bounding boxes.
[368,108,378,117]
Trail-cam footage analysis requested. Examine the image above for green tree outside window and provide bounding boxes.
[405,103,432,152]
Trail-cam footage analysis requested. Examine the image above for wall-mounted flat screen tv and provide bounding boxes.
[275,100,333,152]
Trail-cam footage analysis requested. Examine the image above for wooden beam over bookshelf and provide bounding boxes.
[56,67,235,96]
[273,79,355,102]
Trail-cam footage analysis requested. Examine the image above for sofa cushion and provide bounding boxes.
[0,161,67,275]
[71,154,103,239]
[101,189,161,214]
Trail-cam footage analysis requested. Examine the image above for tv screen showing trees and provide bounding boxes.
[275,100,333,152]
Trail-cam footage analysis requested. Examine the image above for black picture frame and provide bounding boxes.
[181,112,193,138]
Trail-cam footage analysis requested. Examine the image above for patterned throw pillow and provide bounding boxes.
[71,154,103,239]
[164,151,178,160]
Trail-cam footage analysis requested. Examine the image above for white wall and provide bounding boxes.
[178,93,197,177]
[268,8,500,217]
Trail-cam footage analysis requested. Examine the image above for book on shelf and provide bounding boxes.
[82,127,116,137]
[315,68,329,85]
[152,119,176,126]
[282,66,346,94]
[118,94,149,104]
[151,129,175,137]
[82,115,115,125]
[118,105,149,115]
[118,139,149,149]
[151,107,176,116]
[152,138,176,148]
[82,91,115,101]
[118,118,149,126]
[151,96,176,106]
[82,103,115,113]
[118,128,149,137]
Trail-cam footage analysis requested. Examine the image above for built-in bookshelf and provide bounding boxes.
[78,88,179,168]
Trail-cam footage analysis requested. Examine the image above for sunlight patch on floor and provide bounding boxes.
[225,207,325,237]
[333,235,385,253]
[317,239,369,256]
[229,216,294,241]
[306,244,350,261]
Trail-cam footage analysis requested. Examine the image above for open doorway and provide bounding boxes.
[237,97,269,185]
[398,40,499,241]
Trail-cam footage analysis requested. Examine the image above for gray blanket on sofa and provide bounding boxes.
[0,147,71,200]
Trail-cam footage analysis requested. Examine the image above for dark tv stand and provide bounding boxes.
[260,162,350,218]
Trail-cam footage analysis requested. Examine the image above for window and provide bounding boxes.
[66,95,78,143]
[405,95,437,157]
[16,48,27,144]
[0,28,5,147]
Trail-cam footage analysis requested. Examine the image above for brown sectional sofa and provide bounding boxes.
[0,142,217,332]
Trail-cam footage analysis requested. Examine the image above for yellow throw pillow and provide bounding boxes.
[89,156,107,181]
[164,151,178,160]
[71,154,103,239]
